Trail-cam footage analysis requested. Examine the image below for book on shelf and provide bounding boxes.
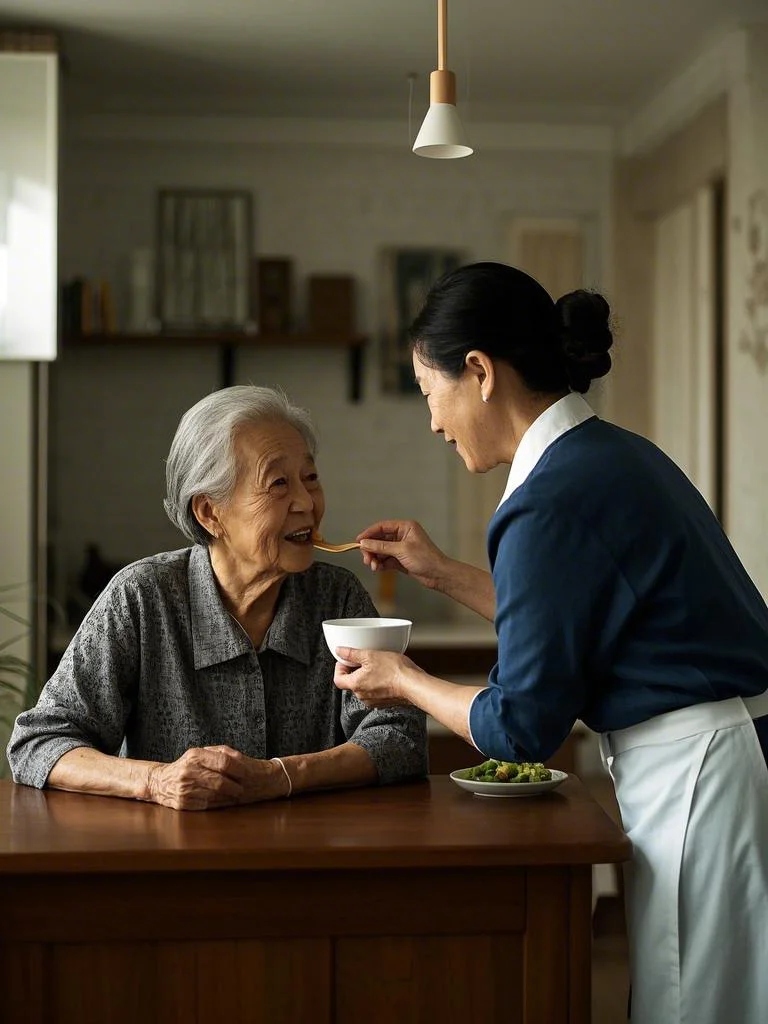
[61,277,117,337]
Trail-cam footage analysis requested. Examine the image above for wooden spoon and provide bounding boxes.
[312,534,360,553]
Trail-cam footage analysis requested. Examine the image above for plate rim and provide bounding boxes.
[448,766,569,796]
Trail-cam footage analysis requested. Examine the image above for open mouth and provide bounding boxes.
[284,527,313,545]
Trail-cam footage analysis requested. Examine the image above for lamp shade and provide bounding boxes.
[412,102,473,159]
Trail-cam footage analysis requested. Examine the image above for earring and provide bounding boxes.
[482,394,489,403]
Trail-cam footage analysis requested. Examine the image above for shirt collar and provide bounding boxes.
[188,545,312,670]
[189,545,250,670]
[260,574,312,666]
[497,392,596,509]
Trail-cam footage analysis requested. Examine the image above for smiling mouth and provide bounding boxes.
[284,528,313,545]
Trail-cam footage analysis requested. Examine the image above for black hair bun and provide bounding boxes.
[554,290,613,393]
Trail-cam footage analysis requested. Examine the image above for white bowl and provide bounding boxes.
[322,617,412,666]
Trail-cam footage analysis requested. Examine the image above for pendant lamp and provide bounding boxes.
[412,0,473,159]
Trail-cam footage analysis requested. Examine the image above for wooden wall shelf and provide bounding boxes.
[61,331,367,400]
[63,331,365,350]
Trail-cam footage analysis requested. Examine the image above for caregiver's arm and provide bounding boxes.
[397,670,482,744]
[358,519,496,622]
[334,651,484,747]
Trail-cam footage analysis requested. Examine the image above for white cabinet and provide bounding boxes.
[0,50,58,360]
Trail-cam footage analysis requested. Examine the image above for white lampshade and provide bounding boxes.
[412,102,473,159]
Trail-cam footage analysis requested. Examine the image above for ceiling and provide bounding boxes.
[1,0,766,124]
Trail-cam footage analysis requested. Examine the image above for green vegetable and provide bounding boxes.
[465,759,552,783]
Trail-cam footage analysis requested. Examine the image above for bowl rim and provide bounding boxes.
[322,617,412,629]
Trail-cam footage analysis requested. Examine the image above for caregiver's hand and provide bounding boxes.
[359,518,496,622]
[333,649,421,708]
[357,519,449,590]
[146,746,288,810]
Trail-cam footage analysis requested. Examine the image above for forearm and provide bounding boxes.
[400,666,485,745]
[280,742,378,795]
[435,558,495,621]
[47,746,155,801]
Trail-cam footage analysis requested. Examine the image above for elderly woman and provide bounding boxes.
[7,386,427,809]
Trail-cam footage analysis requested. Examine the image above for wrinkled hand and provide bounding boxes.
[356,519,449,591]
[333,649,419,708]
[146,745,289,811]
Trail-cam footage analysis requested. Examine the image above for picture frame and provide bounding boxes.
[380,247,463,393]
[155,189,253,331]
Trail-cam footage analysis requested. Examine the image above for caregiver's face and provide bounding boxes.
[413,351,493,473]
[216,419,325,576]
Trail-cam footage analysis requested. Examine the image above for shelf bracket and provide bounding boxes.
[349,342,364,403]
[220,344,236,388]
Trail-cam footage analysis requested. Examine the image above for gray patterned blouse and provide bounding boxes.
[7,545,428,789]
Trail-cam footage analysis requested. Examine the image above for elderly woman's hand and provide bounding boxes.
[333,649,420,708]
[146,746,290,810]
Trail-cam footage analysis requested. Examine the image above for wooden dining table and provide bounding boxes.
[0,775,630,1024]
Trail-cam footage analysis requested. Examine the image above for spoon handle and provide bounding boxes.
[312,541,360,553]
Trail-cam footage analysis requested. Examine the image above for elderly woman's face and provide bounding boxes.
[215,420,325,575]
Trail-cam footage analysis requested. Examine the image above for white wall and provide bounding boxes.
[51,121,612,621]
[620,26,768,599]
[726,26,768,595]
[0,362,34,767]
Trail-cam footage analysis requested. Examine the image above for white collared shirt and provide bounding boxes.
[496,392,596,510]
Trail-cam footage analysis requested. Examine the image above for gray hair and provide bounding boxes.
[164,385,318,545]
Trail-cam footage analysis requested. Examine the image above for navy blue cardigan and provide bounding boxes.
[469,418,768,763]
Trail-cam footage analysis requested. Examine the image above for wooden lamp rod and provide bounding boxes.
[430,0,455,104]
[438,0,448,71]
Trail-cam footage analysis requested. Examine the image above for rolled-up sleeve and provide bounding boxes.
[7,579,138,788]
[342,694,428,784]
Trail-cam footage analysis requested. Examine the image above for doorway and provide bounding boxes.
[650,179,726,519]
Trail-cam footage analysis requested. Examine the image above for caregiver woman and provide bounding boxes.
[334,262,768,1024]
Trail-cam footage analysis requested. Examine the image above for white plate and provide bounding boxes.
[449,767,569,798]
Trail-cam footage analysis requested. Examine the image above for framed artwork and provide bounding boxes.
[380,247,463,393]
[155,189,253,331]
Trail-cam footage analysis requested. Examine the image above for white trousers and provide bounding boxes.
[601,693,768,1024]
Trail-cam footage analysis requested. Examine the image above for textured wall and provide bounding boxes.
[51,128,611,622]
[726,27,768,596]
